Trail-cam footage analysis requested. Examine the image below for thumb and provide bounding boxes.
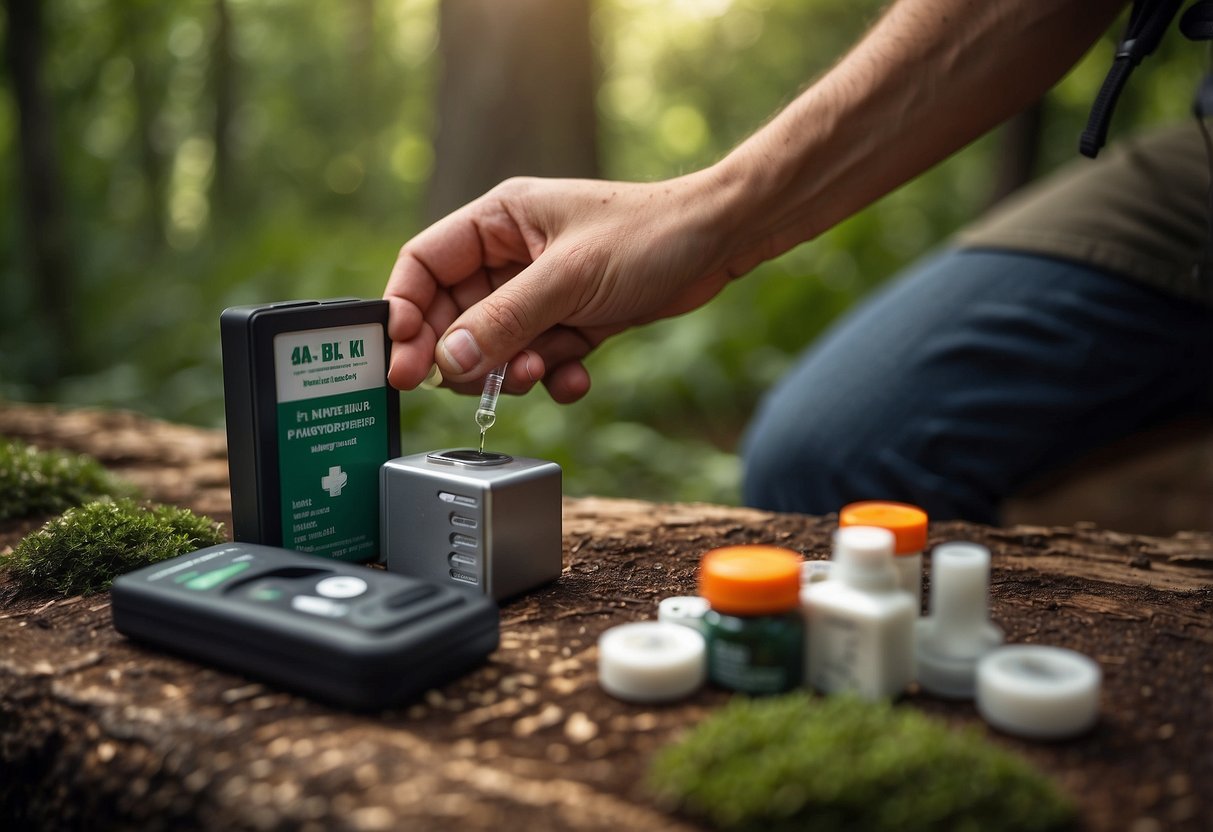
[435,254,581,381]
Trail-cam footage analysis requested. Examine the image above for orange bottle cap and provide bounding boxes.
[839,501,928,555]
[698,545,802,616]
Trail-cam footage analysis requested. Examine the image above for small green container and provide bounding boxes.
[699,545,804,695]
[703,608,804,694]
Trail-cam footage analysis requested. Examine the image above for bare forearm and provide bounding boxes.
[710,0,1126,271]
[382,0,1129,396]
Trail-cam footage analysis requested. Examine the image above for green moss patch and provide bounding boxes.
[0,436,136,521]
[5,498,225,597]
[649,693,1075,832]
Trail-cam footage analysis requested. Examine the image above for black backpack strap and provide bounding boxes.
[1080,0,1184,158]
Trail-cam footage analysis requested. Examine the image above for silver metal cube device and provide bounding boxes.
[380,449,562,600]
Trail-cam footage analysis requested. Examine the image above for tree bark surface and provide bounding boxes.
[1,404,1210,831]
[426,0,598,221]
[3,0,76,384]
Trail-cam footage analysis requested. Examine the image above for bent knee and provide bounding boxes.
[741,417,996,522]
[741,418,853,515]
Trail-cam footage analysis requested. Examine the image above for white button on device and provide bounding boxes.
[598,621,706,703]
[976,645,1101,740]
[315,576,368,599]
[291,595,350,618]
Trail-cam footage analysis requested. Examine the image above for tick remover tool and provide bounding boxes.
[475,364,507,454]
[220,299,400,561]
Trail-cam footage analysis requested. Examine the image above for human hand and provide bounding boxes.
[383,169,747,403]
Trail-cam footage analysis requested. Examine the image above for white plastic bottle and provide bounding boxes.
[839,501,928,607]
[915,542,1003,698]
[804,526,917,700]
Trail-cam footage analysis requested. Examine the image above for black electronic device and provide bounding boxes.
[111,543,499,710]
[220,298,400,561]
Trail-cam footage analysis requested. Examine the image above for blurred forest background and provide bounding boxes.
[0,0,1204,504]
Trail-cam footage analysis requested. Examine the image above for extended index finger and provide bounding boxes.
[383,208,491,343]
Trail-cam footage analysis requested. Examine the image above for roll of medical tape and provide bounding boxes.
[976,645,1101,740]
[598,621,706,703]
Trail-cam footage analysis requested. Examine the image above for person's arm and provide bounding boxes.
[711,0,1125,273]
[385,0,1126,401]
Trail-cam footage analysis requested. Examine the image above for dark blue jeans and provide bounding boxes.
[741,249,1213,523]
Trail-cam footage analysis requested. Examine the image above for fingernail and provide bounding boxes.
[523,352,541,382]
[440,329,481,374]
[419,363,444,390]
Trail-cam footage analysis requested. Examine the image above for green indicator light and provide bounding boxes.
[173,571,200,584]
[250,586,283,602]
[185,562,251,591]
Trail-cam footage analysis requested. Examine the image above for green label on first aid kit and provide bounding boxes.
[274,323,387,561]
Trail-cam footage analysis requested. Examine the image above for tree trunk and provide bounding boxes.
[348,0,376,210]
[3,0,75,388]
[427,0,599,221]
[210,0,235,215]
[987,100,1044,208]
[350,0,376,132]
[122,3,167,247]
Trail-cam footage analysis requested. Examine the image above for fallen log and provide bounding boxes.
[1,404,1210,831]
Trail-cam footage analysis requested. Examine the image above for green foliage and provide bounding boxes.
[0,1,1202,505]
[0,436,136,521]
[649,693,1075,832]
[5,498,225,597]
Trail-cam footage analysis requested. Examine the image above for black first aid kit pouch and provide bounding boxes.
[111,543,499,710]
[221,298,400,562]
